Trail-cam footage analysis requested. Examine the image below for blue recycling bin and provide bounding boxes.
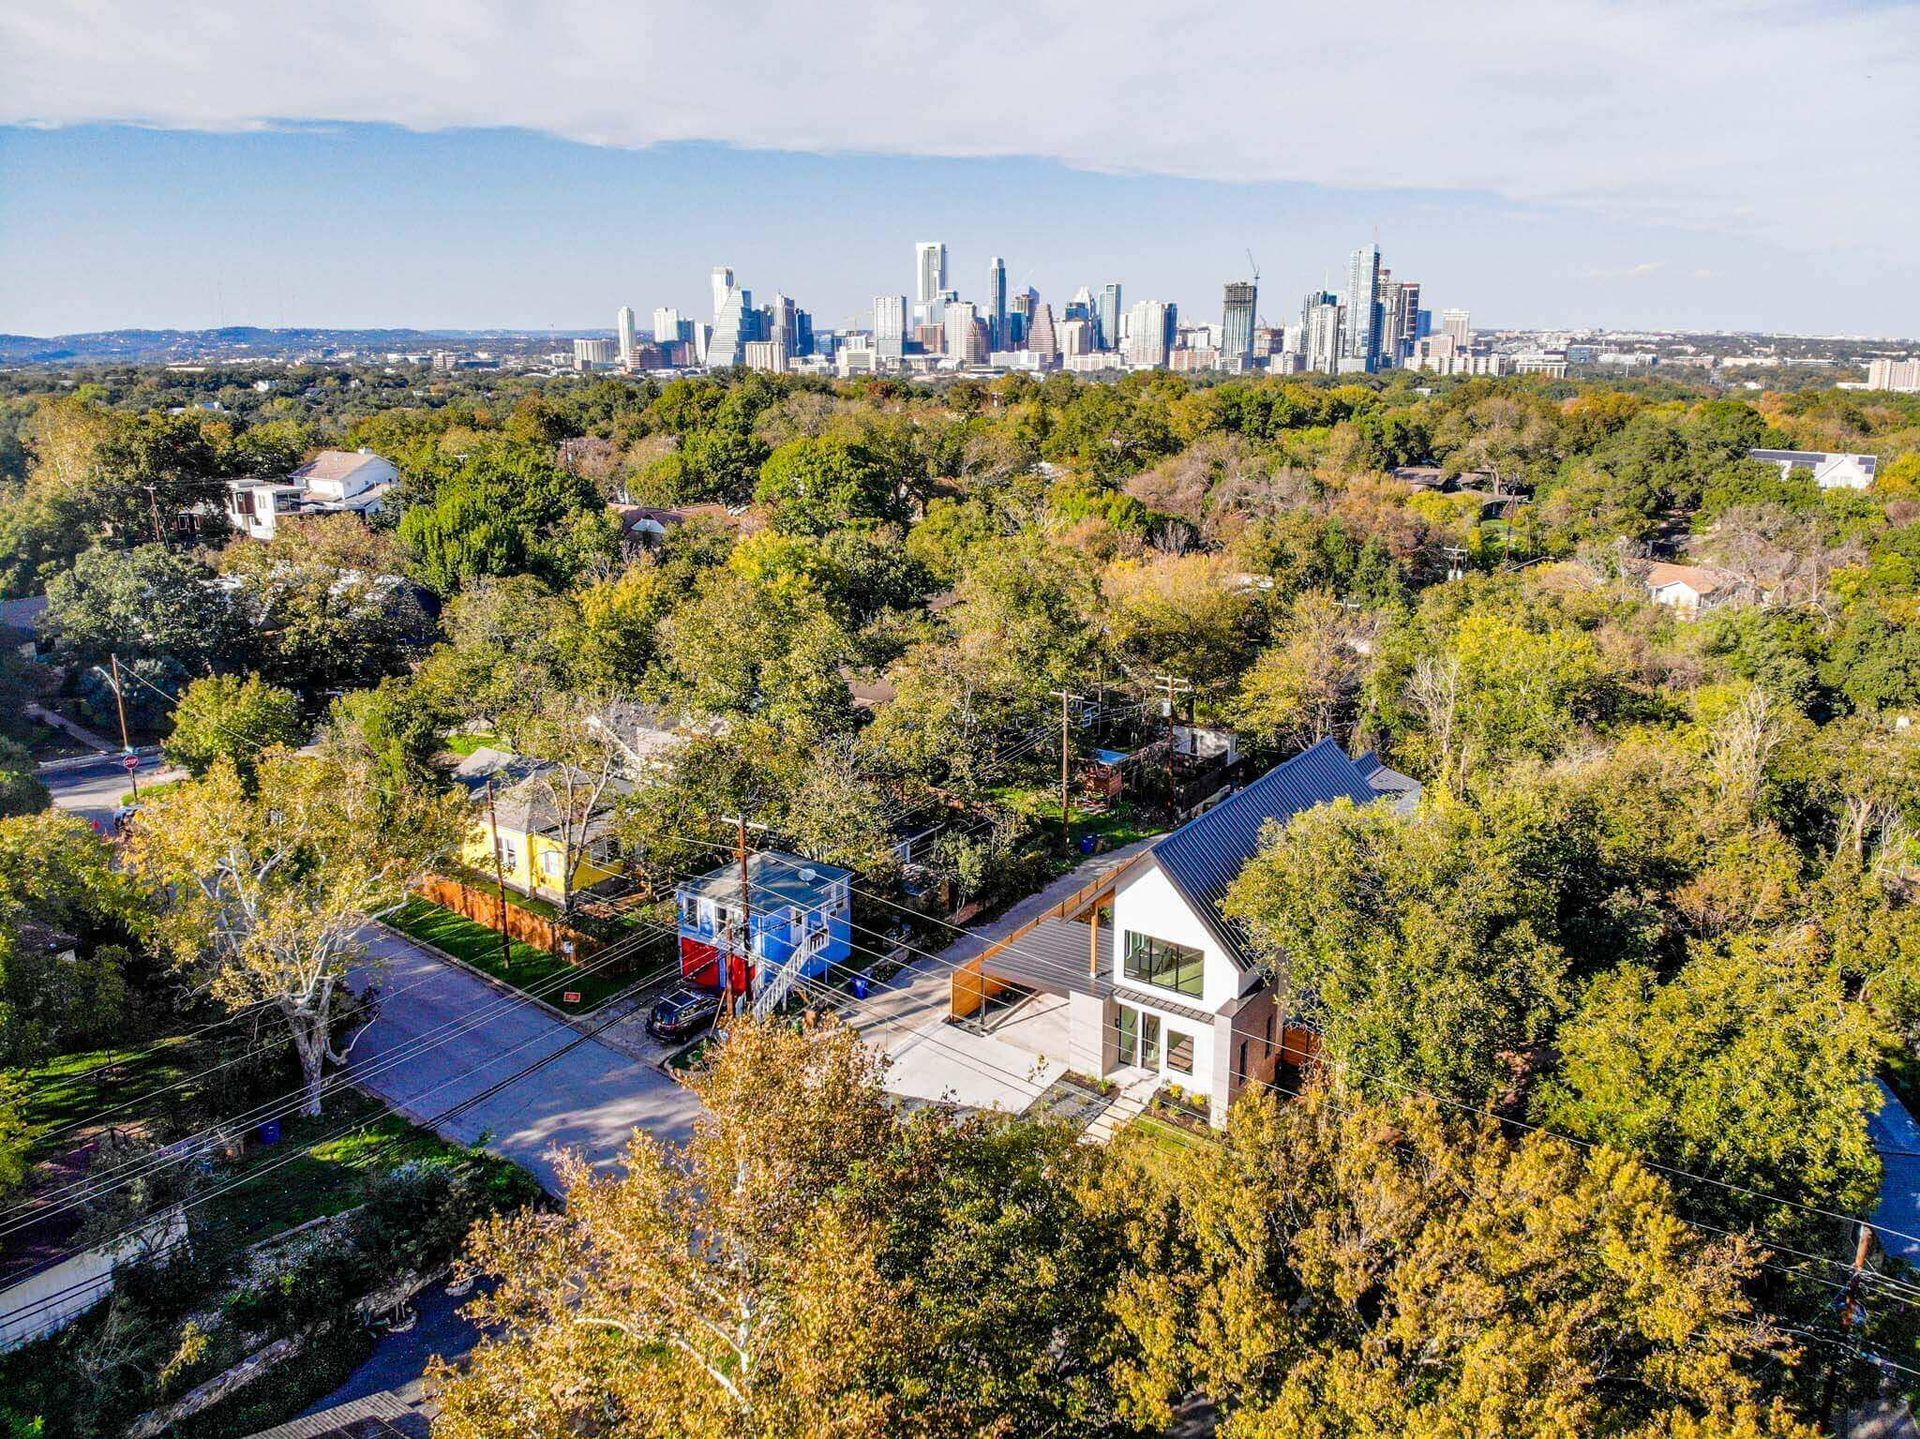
[257,1118,282,1145]
[1080,834,1097,855]
[851,975,871,1000]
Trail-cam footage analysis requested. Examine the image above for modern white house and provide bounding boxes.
[952,738,1418,1126]
[1747,447,1878,491]
[225,448,398,540]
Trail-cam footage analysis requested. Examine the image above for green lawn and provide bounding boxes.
[988,783,1163,853]
[385,896,647,1011]
[22,1035,233,1163]
[198,1089,468,1247]
[443,731,503,757]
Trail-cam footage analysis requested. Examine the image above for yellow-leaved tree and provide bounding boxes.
[129,745,461,1116]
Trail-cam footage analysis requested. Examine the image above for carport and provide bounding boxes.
[951,917,1111,1032]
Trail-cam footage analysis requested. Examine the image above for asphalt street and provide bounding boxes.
[348,925,702,1195]
[39,750,182,826]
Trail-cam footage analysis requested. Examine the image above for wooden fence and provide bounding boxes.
[415,875,603,958]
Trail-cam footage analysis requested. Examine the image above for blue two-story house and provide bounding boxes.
[675,850,855,1013]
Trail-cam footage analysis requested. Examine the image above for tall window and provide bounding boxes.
[1123,932,1204,998]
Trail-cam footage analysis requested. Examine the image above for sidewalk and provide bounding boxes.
[25,701,119,754]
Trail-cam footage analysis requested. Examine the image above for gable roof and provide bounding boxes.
[289,449,391,485]
[1645,561,1737,596]
[1148,737,1382,966]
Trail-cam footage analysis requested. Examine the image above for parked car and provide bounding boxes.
[646,986,721,1042]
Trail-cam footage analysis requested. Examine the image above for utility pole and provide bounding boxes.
[1050,689,1081,853]
[143,484,166,546]
[1153,675,1192,815]
[718,815,768,1014]
[483,779,515,973]
[1817,1222,1876,1432]
[108,653,138,803]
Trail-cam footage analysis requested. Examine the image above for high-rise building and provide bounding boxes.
[915,242,948,306]
[1343,245,1382,371]
[769,293,798,360]
[573,338,613,370]
[986,256,1008,350]
[1028,303,1059,366]
[873,294,907,360]
[1098,283,1123,351]
[1008,287,1037,349]
[1124,299,1175,368]
[1058,318,1092,357]
[708,286,752,367]
[1391,282,1422,363]
[1066,286,1096,330]
[944,301,980,362]
[1221,281,1257,370]
[616,306,636,368]
[1302,290,1341,374]
[710,266,736,320]
[1440,308,1473,349]
[652,306,693,363]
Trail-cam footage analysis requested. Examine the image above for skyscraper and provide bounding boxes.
[1028,303,1059,366]
[1066,285,1096,330]
[1098,283,1123,351]
[1343,245,1381,371]
[653,306,691,362]
[1008,287,1037,349]
[986,256,1007,350]
[1302,290,1341,374]
[915,242,947,307]
[1440,308,1473,348]
[1124,299,1174,368]
[873,294,906,360]
[710,266,736,320]
[1221,281,1257,370]
[944,301,980,362]
[616,306,636,368]
[769,293,797,360]
[1391,281,1421,363]
[708,286,751,367]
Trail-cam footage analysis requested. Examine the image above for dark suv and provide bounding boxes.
[646,986,721,1043]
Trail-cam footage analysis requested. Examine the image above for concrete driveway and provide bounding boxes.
[348,926,701,1195]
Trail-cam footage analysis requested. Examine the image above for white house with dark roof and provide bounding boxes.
[226,448,398,540]
[1747,447,1878,491]
[954,738,1418,1126]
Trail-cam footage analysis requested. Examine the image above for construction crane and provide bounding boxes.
[1246,250,1266,327]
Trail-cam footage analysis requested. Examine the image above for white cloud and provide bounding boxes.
[2,0,1915,254]
[1572,261,1668,279]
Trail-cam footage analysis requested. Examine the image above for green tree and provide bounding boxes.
[128,748,461,1115]
[755,436,897,536]
[162,672,307,781]
[1224,793,1572,1105]
[44,544,250,673]
[1536,925,1886,1243]
[0,738,50,818]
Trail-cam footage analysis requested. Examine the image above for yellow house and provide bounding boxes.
[453,748,626,907]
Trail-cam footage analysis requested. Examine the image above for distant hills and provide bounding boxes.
[0,326,611,365]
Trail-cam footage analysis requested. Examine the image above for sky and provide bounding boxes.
[1,0,1916,339]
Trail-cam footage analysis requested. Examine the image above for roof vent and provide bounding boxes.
[799,868,818,882]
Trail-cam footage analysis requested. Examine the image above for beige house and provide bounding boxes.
[1644,562,1756,616]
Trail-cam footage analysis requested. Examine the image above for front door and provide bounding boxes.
[1114,1004,1163,1072]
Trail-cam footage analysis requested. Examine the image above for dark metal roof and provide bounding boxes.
[978,917,1113,997]
[1150,738,1379,966]
[245,1393,425,1439]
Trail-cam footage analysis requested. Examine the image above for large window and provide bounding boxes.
[1123,932,1204,998]
[1114,1005,1162,1069]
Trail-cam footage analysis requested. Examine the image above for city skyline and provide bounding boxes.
[1,0,1916,338]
